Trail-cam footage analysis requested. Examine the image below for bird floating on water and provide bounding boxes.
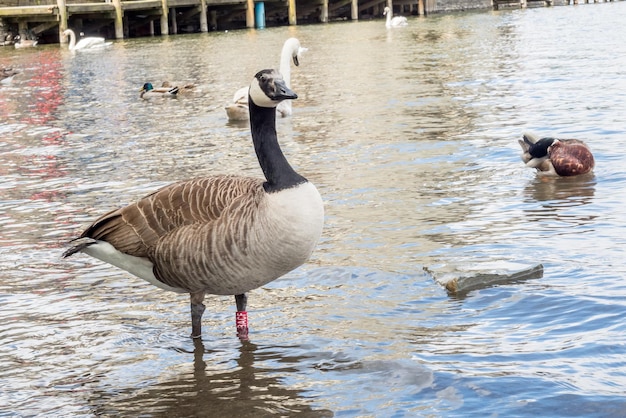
[1,67,18,84]
[63,69,324,340]
[384,7,408,28]
[62,29,112,51]
[14,35,38,49]
[518,132,595,177]
[0,33,15,47]
[226,38,306,121]
[139,82,179,99]
[161,80,196,94]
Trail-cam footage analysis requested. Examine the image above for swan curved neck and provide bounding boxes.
[279,44,295,87]
[66,30,76,49]
[249,99,306,193]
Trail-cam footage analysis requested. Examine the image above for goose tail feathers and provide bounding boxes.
[62,237,97,258]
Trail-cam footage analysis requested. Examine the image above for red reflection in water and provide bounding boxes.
[3,50,70,204]
[21,49,65,126]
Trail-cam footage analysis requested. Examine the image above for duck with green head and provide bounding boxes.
[140,82,179,99]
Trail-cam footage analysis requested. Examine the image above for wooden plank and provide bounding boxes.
[0,6,56,17]
[121,0,162,11]
[167,0,204,6]
[31,20,59,35]
[425,264,544,296]
[67,3,116,13]
[0,0,249,18]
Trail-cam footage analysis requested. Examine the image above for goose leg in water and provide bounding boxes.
[190,291,206,339]
[235,293,248,340]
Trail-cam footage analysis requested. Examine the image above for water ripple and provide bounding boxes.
[2,4,626,416]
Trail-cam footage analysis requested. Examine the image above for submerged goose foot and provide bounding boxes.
[235,293,249,340]
[190,292,206,339]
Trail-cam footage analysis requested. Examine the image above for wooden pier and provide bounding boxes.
[0,0,425,45]
[2,0,620,45]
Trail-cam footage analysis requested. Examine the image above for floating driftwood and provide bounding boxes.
[425,263,544,297]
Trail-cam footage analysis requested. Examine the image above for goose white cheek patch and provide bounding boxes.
[249,78,279,108]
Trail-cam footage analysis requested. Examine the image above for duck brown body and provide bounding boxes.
[519,133,595,177]
[548,139,594,176]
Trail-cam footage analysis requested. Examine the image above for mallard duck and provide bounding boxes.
[519,132,595,177]
[161,81,196,93]
[384,7,408,28]
[225,87,250,121]
[225,38,306,121]
[62,29,111,51]
[1,33,15,46]
[139,82,179,99]
[63,69,324,340]
[14,35,38,49]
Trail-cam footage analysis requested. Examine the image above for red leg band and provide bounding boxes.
[236,311,249,339]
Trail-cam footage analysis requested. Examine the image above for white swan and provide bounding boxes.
[226,38,307,121]
[62,29,111,51]
[384,7,408,28]
[63,69,324,340]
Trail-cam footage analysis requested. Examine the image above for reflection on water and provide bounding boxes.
[2,2,626,416]
[89,339,333,417]
[523,175,597,230]
[524,174,596,203]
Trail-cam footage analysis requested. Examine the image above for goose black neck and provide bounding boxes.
[249,98,306,193]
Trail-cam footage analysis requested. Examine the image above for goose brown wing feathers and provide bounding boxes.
[80,176,264,258]
[149,188,266,292]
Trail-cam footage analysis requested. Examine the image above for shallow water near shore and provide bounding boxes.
[2,3,626,416]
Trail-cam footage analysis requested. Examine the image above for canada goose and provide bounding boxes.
[14,35,38,49]
[519,132,595,176]
[63,69,324,340]
[62,29,111,51]
[383,7,408,28]
[225,38,306,121]
[140,82,179,99]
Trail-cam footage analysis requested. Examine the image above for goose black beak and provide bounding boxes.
[273,79,298,101]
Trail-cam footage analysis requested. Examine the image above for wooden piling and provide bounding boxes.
[321,0,329,22]
[418,0,425,15]
[246,0,254,28]
[112,0,123,39]
[199,0,208,32]
[160,0,169,35]
[288,0,296,25]
[56,0,67,43]
[170,7,177,34]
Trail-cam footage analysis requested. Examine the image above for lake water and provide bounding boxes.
[2,3,626,416]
